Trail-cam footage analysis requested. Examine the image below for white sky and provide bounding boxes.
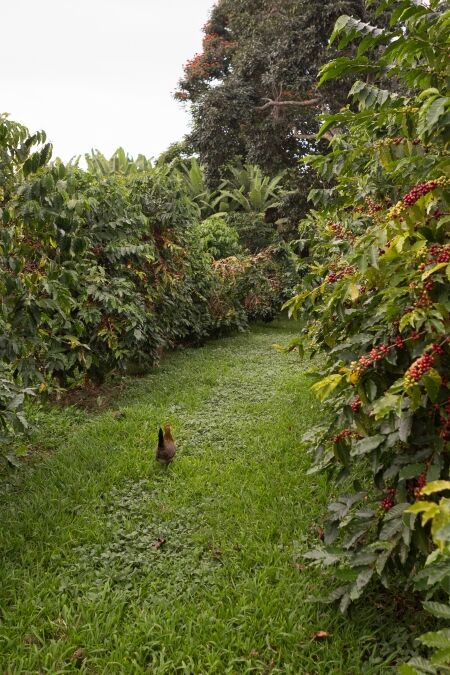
[1,0,214,161]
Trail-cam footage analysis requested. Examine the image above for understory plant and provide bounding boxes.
[197,214,243,259]
[210,244,289,326]
[285,0,450,615]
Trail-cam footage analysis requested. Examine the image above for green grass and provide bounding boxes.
[0,320,424,673]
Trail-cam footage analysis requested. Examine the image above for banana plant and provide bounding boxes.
[85,148,153,177]
[177,158,221,218]
[217,164,286,213]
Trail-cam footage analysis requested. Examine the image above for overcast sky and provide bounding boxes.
[1,0,214,161]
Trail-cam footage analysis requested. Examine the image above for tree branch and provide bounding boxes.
[256,97,321,111]
[293,131,335,142]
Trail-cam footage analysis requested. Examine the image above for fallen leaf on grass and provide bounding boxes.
[249,650,260,658]
[316,527,324,541]
[72,648,86,663]
[292,562,305,571]
[262,660,276,675]
[152,538,166,550]
[312,631,331,640]
[23,634,41,646]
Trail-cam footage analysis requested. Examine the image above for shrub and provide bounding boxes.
[400,481,450,674]
[285,0,450,612]
[212,245,289,325]
[0,116,293,457]
[197,214,243,259]
[225,211,277,254]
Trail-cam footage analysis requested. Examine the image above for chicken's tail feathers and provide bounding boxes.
[158,427,164,446]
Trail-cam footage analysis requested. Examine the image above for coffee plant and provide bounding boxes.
[197,214,243,259]
[209,244,290,328]
[400,481,450,674]
[0,115,294,459]
[285,0,450,614]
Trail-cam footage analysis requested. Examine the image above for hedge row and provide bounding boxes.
[0,116,290,449]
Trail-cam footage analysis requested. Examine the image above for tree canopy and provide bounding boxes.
[176,0,368,178]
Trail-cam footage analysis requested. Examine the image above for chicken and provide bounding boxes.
[156,424,177,464]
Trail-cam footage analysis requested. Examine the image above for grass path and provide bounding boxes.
[0,321,419,673]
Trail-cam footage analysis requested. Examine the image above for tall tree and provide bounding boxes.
[176,0,368,179]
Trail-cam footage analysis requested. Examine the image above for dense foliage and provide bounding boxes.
[0,117,293,459]
[285,0,450,638]
[176,0,370,180]
[197,215,243,259]
[400,480,450,674]
[175,159,290,252]
[2,0,449,667]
